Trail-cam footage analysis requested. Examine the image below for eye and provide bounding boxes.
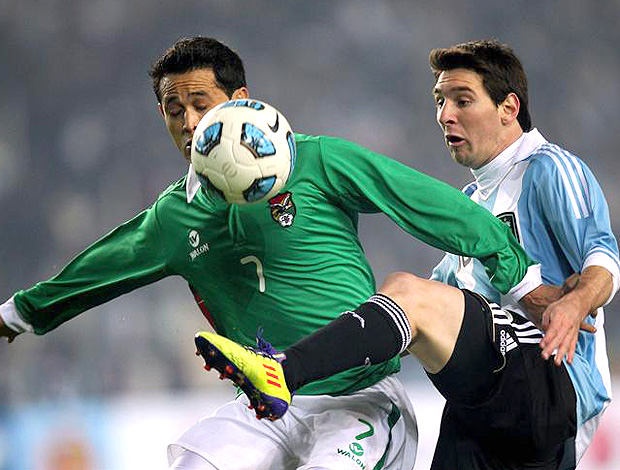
[192,98,211,113]
[165,101,184,118]
[434,97,444,107]
[457,99,471,107]
[166,106,183,117]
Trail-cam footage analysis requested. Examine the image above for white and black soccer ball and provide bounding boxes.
[191,99,296,204]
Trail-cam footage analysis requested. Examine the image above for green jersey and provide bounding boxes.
[14,134,535,395]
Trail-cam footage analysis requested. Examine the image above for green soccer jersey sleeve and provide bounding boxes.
[312,135,535,294]
[13,201,171,334]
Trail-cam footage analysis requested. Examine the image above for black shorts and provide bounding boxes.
[427,290,577,470]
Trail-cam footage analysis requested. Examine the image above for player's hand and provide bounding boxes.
[519,284,563,327]
[561,273,598,322]
[0,316,18,343]
[539,292,588,366]
[520,278,595,333]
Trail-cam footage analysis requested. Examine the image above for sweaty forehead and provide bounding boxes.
[159,68,222,102]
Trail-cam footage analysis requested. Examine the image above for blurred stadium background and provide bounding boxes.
[1,1,619,468]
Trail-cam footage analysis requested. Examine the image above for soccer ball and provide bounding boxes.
[191,99,296,204]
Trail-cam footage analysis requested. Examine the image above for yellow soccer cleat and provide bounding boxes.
[194,331,291,420]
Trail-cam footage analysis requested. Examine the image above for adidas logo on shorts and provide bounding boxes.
[490,303,544,352]
[498,327,517,356]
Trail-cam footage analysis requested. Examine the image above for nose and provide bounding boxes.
[183,109,203,134]
[437,101,456,127]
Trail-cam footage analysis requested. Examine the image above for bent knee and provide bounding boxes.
[380,272,429,299]
[379,273,464,331]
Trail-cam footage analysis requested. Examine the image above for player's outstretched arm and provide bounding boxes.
[539,266,612,366]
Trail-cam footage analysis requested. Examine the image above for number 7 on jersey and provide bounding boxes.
[241,255,266,293]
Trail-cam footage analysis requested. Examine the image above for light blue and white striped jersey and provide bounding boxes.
[431,129,620,461]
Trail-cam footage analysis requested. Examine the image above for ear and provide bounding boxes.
[231,87,249,100]
[500,92,520,126]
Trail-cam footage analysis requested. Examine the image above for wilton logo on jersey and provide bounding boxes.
[335,419,373,470]
[188,230,210,260]
[189,230,200,247]
[269,192,296,227]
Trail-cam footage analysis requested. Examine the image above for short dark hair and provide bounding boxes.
[429,39,532,131]
[149,36,247,103]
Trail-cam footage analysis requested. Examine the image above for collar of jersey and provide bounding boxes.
[185,164,201,203]
[471,128,547,199]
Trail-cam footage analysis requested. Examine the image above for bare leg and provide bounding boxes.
[379,272,465,374]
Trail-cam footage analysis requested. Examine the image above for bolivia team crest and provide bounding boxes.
[269,192,296,227]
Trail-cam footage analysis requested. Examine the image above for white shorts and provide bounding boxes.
[168,375,418,470]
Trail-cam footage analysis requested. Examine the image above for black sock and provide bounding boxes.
[281,294,412,392]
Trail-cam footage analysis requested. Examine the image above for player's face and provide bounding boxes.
[433,68,514,169]
[158,68,248,162]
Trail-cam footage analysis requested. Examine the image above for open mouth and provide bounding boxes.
[446,135,465,146]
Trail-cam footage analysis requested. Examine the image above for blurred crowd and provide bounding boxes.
[1,0,619,405]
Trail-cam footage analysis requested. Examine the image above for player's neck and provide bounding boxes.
[471,132,526,196]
